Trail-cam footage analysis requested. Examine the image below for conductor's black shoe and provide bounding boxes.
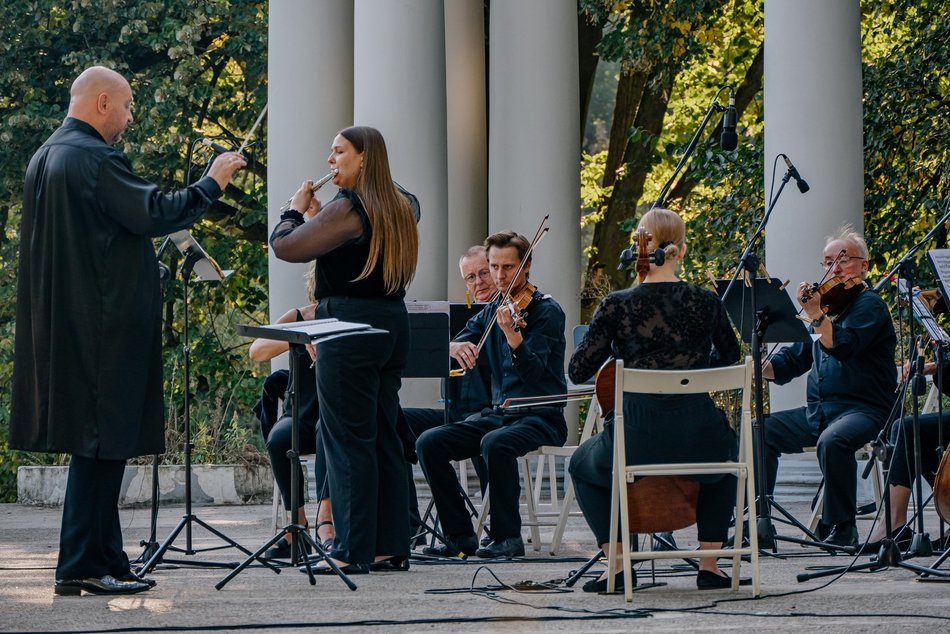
[696,570,753,590]
[583,569,633,593]
[475,536,525,559]
[824,522,858,551]
[118,570,156,587]
[54,575,152,596]
[422,534,478,558]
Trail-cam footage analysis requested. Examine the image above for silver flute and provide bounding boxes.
[279,169,338,212]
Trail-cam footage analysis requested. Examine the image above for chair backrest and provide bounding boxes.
[613,357,753,534]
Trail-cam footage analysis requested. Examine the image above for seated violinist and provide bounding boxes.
[568,208,744,592]
[416,230,568,559]
[760,225,897,549]
[865,355,950,552]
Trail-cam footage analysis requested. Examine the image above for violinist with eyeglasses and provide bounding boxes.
[758,225,897,550]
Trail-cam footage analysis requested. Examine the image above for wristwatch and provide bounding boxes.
[810,314,827,329]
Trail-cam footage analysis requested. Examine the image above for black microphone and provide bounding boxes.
[720,89,738,151]
[618,247,635,271]
[782,154,810,193]
[200,138,234,154]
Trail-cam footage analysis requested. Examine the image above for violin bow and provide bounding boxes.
[449,216,549,377]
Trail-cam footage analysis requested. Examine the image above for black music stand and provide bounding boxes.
[138,231,265,575]
[403,303,486,550]
[216,319,385,591]
[716,278,818,549]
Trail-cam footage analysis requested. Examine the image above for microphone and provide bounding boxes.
[618,247,635,271]
[720,89,738,151]
[782,154,810,193]
[200,138,234,154]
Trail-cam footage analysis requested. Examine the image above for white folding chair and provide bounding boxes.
[607,357,761,600]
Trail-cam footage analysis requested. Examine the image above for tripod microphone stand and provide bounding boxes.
[138,233,269,575]
[718,158,813,553]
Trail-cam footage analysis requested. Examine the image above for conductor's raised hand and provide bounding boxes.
[207,151,247,191]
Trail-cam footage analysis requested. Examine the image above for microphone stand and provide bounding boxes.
[720,164,823,553]
[132,237,175,566]
[619,91,728,270]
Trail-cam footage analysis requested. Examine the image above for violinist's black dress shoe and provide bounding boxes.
[696,570,753,590]
[823,522,858,551]
[475,536,525,559]
[422,534,478,558]
[54,575,152,596]
[582,569,634,593]
[369,555,410,572]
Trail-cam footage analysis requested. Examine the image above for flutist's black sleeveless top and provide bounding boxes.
[314,188,402,300]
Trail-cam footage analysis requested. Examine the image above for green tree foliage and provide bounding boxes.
[0,1,271,501]
[861,0,949,286]
[578,0,765,318]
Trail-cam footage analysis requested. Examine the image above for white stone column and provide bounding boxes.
[354,0,448,301]
[267,0,354,331]
[764,0,864,410]
[489,0,581,439]
[488,0,580,330]
[445,0,488,300]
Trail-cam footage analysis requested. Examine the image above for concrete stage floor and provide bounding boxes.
[1,493,949,634]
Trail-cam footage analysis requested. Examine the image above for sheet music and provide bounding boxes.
[897,278,950,345]
[927,249,950,307]
[169,230,229,281]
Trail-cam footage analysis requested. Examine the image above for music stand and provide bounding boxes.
[138,231,266,575]
[216,319,386,591]
[403,303,486,550]
[716,278,818,548]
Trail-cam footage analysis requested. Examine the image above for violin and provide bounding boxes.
[504,281,537,331]
[799,276,865,318]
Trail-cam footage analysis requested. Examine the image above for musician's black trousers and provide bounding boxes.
[762,405,880,527]
[417,411,566,541]
[56,455,130,580]
[888,412,949,488]
[315,297,410,564]
[401,407,488,534]
[266,416,321,511]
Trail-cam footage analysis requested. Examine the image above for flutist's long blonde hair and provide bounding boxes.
[342,126,418,294]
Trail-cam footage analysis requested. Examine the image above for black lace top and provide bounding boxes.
[569,281,739,384]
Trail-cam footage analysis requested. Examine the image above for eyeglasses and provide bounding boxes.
[464,270,492,284]
[819,255,866,269]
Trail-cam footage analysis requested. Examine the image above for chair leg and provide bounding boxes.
[271,475,281,534]
[521,456,542,552]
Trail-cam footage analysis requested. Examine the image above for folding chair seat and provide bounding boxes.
[607,357,761,600]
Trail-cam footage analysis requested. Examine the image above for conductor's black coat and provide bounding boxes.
[11,117,222,460]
